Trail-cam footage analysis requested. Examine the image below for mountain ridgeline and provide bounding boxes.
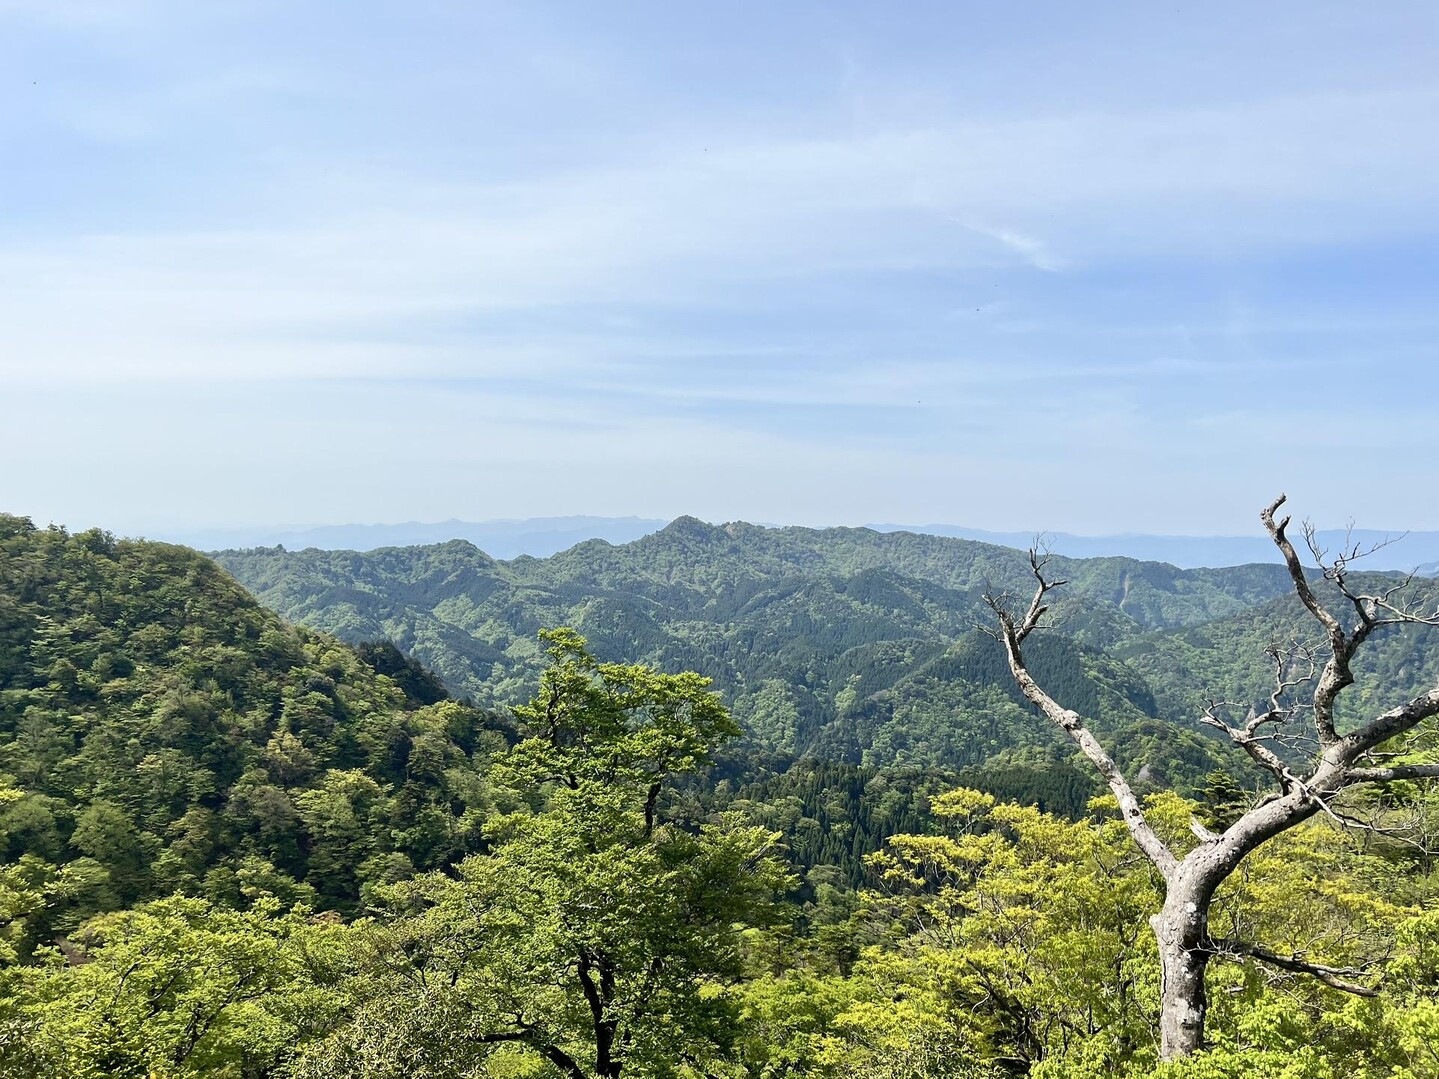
[212,516,1439,789]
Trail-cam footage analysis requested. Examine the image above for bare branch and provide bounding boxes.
[1262,495,1354,745]
[1338,684,1439,758]
[1263,496,1439,753]
[1258,643,1315,728]
[1266,497,1375,753]
[1190,817,1220,844]
[1343,763,1439,784]
[983,548,1068,646]
[1368,593,1439,628]
[1321,804,1438,856]
[1206,938,1380,998]
[1315,520,1410,581]
[1198,703,1295,790]
[989,551,1176,879]
[973,580,1006,640]
[1198,643,1331,797]
[1264,497,1342,650]
[1324,558,1439,637]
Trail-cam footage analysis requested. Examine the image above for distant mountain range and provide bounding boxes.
[867,524,1439,573]
[157,516,670,560]
[160,516,1439,572]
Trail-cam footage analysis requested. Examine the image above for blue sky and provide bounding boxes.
[3,1,1438,535]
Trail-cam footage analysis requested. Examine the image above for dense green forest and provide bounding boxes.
[3,514,1438,1078]
[213,520,1438,787]
[0,515,520,925]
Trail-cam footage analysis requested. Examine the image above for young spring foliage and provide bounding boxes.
[297,629,793,1079]
[736,788,1439,1079]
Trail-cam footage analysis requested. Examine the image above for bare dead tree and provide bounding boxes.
[984,494,1439,1060]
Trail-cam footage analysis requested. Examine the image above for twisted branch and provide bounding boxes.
[1206,937,1380,997]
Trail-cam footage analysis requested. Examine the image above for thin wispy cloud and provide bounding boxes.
[8,83,1437,384]
[3,2,1437,533]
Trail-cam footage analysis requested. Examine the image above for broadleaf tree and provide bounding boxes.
[299,629,792,1079]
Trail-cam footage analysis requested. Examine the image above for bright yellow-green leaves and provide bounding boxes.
[743,787,1438,1079]
[4,773,1437,1078]
[0,897,353,1078]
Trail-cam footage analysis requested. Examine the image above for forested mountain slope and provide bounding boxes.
[1119,573,1439,730]
[5,513,1439,1079]
[0,511,1105,920]
[212,519,1328,781]
[0,514,509,946]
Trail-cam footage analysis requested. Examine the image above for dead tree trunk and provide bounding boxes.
[1152,897,1208,1056]
[1150,861,1231,1058]
[986,494,1439,1059]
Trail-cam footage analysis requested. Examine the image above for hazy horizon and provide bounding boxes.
[13,509,1437,545]
[30,512,1422,572]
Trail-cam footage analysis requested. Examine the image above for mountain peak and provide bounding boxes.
[658,515,723,541]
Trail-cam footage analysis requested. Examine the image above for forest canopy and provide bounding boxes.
[0,513,1437,1077]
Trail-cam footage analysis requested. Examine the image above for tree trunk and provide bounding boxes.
[643,781,661,837]
[594,1020,621,1079]
[1151,880,1211,1059]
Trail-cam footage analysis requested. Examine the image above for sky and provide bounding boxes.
[3,1,1438,537]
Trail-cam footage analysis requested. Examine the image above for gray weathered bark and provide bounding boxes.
[986,495,1439,1059]
[1151,876,1211,1057]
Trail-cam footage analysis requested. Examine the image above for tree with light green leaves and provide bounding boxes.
[738,786,1439,1079]
[0,896,353,1079]
[297,629,792,1079]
